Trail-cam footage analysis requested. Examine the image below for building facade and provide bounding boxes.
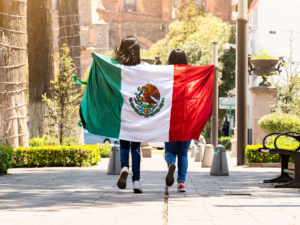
[247,0,300,144]
[51,0,236,76]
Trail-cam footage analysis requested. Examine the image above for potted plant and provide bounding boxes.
[250,47,280,86]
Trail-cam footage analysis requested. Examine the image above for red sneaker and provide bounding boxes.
[177,183,186,192]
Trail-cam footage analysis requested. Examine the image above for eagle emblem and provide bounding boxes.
[129,84,165,118]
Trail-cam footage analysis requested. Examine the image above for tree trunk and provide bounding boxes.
[0,0,29,148]
[27,0,55,138]
[58,0,81,80]
[58,0,84,144]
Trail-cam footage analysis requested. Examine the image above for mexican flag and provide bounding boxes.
[79,53,215,142]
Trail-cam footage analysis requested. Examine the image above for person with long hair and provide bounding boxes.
[165,49,191,192]
[115,36,143,193]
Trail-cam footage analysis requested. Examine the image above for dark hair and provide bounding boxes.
[114,36,141,66]
[167,49,188,65]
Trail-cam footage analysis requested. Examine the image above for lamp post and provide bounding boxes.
[224,43,238,157]
[236,0,248,165]
[211,42,219,149]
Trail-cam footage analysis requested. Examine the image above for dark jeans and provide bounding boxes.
[120,140,141,182]
[164,140,192,182]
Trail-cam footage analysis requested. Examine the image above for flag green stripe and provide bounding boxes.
[81,54,123,138]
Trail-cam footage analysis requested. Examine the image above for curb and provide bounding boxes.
[248,162,294,169]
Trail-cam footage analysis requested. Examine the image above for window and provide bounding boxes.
[124,0,137,12]
[54,0,58,10]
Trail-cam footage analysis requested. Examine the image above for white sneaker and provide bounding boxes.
[117,167,129,189]
[133,181,143,193]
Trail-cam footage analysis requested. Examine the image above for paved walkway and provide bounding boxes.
[1,154,300,225]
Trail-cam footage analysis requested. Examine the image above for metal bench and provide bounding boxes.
[258,132,300,188]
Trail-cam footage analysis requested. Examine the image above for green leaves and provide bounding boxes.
[43,44,82,145]
[140,3,235,101]
[0,145,14,174]
[97,143,111,158]
[259,113,300,134]
[252,47,277,59]
[246,138,297,163]
[269,43,300,116]
[13,145,100,168]
[219,136,232,150]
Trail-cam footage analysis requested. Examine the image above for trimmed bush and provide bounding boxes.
[97,143,111,158]
[29,135,78,147]
[13,145,100,168]
[245,136,297,163]
[219,136,232,150]
[0,145,14,174]
[259,113,300,134]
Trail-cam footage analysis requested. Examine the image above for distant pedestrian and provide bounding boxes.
[115,36,143,193]
[222,118,229,137]
[165,49,191,192]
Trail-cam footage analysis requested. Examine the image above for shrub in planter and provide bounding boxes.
[259,113,300,134]
[245,137,297,163]
[13,145,100,168]
[0,145,14,174]
[250,47,279,86]
[219,136,232,150]
[246,144,281,163]
[97,143,111,158]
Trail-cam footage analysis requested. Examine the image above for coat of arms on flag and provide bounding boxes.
[129,84,165,118]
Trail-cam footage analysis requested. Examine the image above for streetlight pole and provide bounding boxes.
[211,42,219,149]
[237,0,248,165]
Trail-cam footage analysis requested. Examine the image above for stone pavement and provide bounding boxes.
[1,153,300,225]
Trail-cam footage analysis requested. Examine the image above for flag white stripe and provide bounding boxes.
[119,64,174,142]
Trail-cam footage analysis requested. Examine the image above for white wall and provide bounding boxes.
[249,0,300,85]
[247,0,300,142]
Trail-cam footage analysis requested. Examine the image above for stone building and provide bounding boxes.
[51,0,236,76]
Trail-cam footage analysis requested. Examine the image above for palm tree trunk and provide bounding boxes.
[58,0,84,144]
[0,0,29,148]
[27,0,55,138]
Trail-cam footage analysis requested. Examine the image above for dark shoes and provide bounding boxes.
[117,167,129,189]
[166,163,176,187]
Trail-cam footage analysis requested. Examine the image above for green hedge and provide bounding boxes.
[97,143,111,158]
[0,145,14,174]
[29,135,78,147]
[13,145,100,168]
[219,136,232,150]
[246,142,296,163]
[259,113,300,134]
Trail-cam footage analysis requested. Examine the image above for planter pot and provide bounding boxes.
[248,162,294,169]
[250,59,280,86]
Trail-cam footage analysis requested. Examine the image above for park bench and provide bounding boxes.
[258,132,300,188]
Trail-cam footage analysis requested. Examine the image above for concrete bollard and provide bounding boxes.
[195,144,205,162]
[141,142,153,158]
[210,145,229,176]
[107,147,121,175]
[191,145,197,158]
[202,144,214,168]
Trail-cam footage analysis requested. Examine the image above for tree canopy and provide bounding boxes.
[142,0,235,98]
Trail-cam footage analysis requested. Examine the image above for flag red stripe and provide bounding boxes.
[169,65,215,142]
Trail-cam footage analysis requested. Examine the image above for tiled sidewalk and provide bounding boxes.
[1,154,300,225]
